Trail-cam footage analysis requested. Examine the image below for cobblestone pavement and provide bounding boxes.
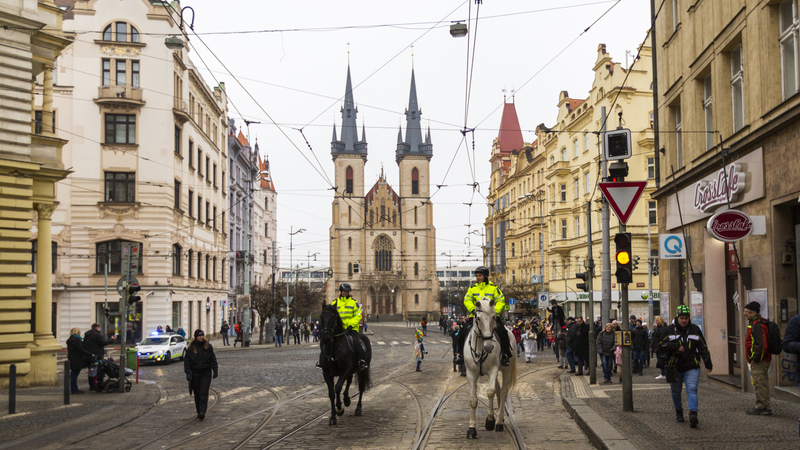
[561,362,800,450]
[0,325,594,449]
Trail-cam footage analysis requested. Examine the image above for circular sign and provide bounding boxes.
[116,275,140,297]
[707,209,753,242]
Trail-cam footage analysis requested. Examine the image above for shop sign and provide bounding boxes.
[706,210,753,242]
[694,163,745,213]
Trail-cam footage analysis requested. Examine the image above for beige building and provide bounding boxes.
[486,42,660,321]
[653,0,800,392]
[327,67,439,320]
[253,152,277,289]
[43,0,229,347]
[0,0,71,388]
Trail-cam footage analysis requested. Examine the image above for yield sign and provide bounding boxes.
[598,181,647,225]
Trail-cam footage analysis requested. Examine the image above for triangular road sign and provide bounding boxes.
[598,181,647,225]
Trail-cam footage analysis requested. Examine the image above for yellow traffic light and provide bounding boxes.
[616,251,630,265]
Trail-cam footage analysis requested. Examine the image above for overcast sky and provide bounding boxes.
[182,0,651,272]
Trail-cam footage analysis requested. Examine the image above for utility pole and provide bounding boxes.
[271,241,277,342]
[103,254,109,336]
[242,175,251,347]
[586,201,597,384]
[600,106,611,325]
[620,221,633,411]
[648,221,654,324]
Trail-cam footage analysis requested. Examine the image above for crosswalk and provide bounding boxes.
[374,340,451,346]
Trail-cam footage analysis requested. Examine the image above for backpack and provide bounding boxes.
[767,320,783,355]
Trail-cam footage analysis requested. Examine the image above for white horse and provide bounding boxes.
[464,298,517,439]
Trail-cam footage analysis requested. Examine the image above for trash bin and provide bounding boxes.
[126,347,138,370]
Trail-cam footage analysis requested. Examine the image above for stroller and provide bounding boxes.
[90,357,133,393]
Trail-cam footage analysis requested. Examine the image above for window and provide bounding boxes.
[574,179,579,199]
[511,243,515,257]
[212,257,217,281]
[104,172,135,203]
[205,254,210,279]
[674,104,683,168]
[197,195,202,222]
[730,44,745,133]
[103,25,112,41]
[348,263,353,277]
[205,201,210,226]
[414,206,418,224]
[412,168,419,194]
[703,74,714,150]
[780,0,799,99]
[221,212,225,233]
[213,163,217,186]
[132,61,139,88]
[188,249,194,277]
[345,166,353,194]
[115,22,127,42]
[574,216,580,237]
[174,126,181,155]
[561,147,567,162]
[573,139,579,158]
[348,237,352,250]
[34,110,55,135]
[188,140,194,167]
[265,198,268,210]
[105,114,135,144]
[645,157,655,179]
[197,252,202,279]
[584,172,591,194]
[213,206,217,229]
[205,156,210,182]
[672,0,679,31]
[174,180,181,210]
[584,132,590,153]
[172,244,181,276]
[31,240,57,274]
[222,258,226,282]
[414,236,418,250]
[188,190,194,217]
[131,26,139,43]
[265,224,269,237]
[414,262,419,276]
[550,155,555,166]
[96,240,141,274]
[374,235,393,272]
[561,219,567,240]
[197,148,203,176]
[415,294,419,305]
[102,59,110,86]
[560,184,566,202]
[222,171,226,193]
[116,60,126,86]
[649,201,657,225]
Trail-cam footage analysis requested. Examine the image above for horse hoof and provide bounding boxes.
[329,417,337,426]
[336,408,344,416]
[467,427,477,439]
[344,396,351,407]
[495,424,504,432]
[485,417,496,431]
[354,408,362,416]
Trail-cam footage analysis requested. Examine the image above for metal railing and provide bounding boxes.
[97,85,143,102]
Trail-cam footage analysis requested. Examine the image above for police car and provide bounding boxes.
[136,333,186,364]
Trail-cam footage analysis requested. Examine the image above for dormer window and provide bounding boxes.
[102,22,140,43]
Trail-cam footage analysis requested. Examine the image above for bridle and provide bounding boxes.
[320,308,345,342]
[468,302,497,369]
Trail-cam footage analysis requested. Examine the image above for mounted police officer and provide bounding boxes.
[453,266,512,366]
[332,283,369,371]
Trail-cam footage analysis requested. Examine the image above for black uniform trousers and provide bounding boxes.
[191,370,213,415]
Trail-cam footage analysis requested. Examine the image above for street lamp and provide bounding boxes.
[285,227,305,322]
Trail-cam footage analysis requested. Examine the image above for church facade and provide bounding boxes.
[327,67,439,321]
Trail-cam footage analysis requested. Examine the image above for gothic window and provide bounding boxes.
[411,168,419,195]
[414,206,418,224]
[414,262,419,276]
[374,235,393,272]
[392,210,396,224]
[348,237,352,250]
[369,209,374,225]
[348,206,352,224]
[345,166,354,194]
[348,263,353,277]
[414,237,418,250]
[415,294,419,305]
[380,204,386,222]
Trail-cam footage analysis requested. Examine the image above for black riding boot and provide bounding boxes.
[353,332,368,371]
[453,319,471,365]
[495,318,511,366]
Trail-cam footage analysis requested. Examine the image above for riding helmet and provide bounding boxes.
[339,282,352,292]
[474,266,489,278]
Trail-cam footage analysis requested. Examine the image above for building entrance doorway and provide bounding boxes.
[725,243,741,377]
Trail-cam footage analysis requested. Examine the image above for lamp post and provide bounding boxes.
[285,227,305,323]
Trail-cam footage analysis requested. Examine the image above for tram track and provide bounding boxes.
[130,387,222,450]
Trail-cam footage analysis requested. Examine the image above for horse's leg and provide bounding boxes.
[335,372,348,416]
[323,370,337,426]
[466,338,478,439]
[343,375,352,407]
[485,366,498,431]
[495,367,507,432]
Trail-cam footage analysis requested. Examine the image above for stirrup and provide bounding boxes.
[501,355,510,366]
[358,360,369,371]
[315,361,322,369]
[454,354,464,364]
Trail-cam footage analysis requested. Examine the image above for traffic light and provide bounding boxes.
[651,258,659,276]
[614,232,632,284]
[607,161,629,182]
[127,283,141,305]
[633,255,640,271]
[603,129,632,160]
[576,271,590,292]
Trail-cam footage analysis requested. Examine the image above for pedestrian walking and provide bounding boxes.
[291,320,300,345]
[414,329,427,372]
[275,320,284,347]
[565,317,577,372]
[632,319,648,375]
[312,321,320,342]
[556,326,567,368]
[83,323,115,391]
[574,317,590,376]
[596,323,616,383]
[522,324,538,362]
[659,304,713,428]
[421,318,427,336]
[220,321,230,346]
[612,320,621,373]
[184,329,218,420]
[303,321,311,343]
[67,328,94,395]
[512,325,522,357]
[233,321,242,347]
[781,313,800,439]
[651,316,667,379]
[744,301,772,415]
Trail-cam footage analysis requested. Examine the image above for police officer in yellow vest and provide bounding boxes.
[332,283,369,371]
[453,266,512,366]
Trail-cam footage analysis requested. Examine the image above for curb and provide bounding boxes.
[562,395,637,450]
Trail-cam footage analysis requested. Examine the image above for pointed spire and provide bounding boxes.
[403,68,423,151]
[332,122,338,142]
[361,121,367,142]
[340,64,359,151]
[397,126,403,144]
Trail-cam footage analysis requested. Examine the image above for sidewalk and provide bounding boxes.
[560,364,800,449]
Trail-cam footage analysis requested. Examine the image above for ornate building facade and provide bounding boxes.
[327,67,439,320]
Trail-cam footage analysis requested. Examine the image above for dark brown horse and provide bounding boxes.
[319,302,372,425]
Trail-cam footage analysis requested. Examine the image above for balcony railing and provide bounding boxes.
[96,85,144,105]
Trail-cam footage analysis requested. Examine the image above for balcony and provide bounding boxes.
[173,97,190,124]
[95,85,144,108]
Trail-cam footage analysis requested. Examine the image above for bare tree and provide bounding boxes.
[251,282,285,344]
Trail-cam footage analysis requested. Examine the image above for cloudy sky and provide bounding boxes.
[182,0,652,271]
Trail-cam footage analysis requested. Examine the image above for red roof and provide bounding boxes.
[568,99,584,112]
[237,131,249,147]
[258,154,275,191]
[497,103,524,154]
[365,177,399,207]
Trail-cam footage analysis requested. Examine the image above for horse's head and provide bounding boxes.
[319,303,343,343]
[473,297,496,340]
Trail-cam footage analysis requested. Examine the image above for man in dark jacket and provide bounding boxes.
[660,304,712,428]
[67,328,95,395]
[744,301,772,415]
[574,317,590,375]
[631,319,648,375]
[220,321,230,346]
[782,313,800,438]
[275,320,284,347]
[565,317,577,373]
[184,329,218,420]
[83,323,115,391]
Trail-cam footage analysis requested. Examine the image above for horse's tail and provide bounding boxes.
[358,335,372,392]
[506,329,518,392]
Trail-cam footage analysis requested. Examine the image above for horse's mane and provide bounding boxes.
[322,303,345,333]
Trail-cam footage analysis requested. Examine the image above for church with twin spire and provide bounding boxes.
[327,66,440,321]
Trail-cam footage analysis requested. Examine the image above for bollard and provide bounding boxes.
[63,360,70,405]
[9,364,16,414]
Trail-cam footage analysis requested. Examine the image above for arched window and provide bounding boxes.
[102,22,139,42]
[598,87,604,101]
[205,254,210,279]
[197,252,202,279]
[411,167,419,195]
[172,243,182,276]
[103,25,111,41]
[345,166,354,194]
[414,236,418,250]
[380,204,386,222]
[414,294,419,305]
[348,237,352,250]
[96,240,141,274]
[573,139,579,158]
[212,257,217,281]
[221,258,226,282]
[374,235,393,272]
[188,249,194,277]
[561,147,567,161]
[414,262,419,276]
[265,198,268,210]
[550,155,555,166]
